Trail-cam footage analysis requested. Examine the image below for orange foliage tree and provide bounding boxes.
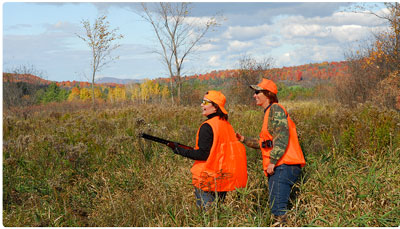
[336,3,400,109]
[68,87,80,101]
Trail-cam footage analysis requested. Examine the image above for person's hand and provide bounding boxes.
[266,163,276,175]
[236,133,244,142]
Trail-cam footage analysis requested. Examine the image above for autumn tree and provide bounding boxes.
[108,86,126,102]
[76,15,124,109]
[79,88,92,101]
[336,3,400,109]
[68,87,81,101]
[353,3,399,76]
[160,85,170,102]
[140,79,155,103]
[138,2,220,104]
[126,83,141,102]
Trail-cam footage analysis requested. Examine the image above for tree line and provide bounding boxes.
[3,79,170,108]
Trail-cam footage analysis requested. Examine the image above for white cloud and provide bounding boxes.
[228,40,253,51]
[277,52,292,66]
[44,21,80,33]
[263,38,281,48]
[281,24,329,38]
[186,16,216,27]
[280,11,382,27]
[222,24,271,40]
[54,21,63,28]
[275,10,385,46]
[330,11,384,26]
[330,25,368,43]
[5,24,32,31]
[198,43,218,52]
[309,45,344,62]
[281,23,371,43]
[208,55,221,67]
[275,44,345,67]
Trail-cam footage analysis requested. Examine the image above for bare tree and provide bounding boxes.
[3,64,48,109]
[76,15,124,109]
[229,54,274,104]
[139,2,220,104]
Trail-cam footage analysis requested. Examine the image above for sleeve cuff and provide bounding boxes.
[270,158,277,164]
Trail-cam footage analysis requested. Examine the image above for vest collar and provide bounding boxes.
[263,103,273,114]
[207,113,218,120]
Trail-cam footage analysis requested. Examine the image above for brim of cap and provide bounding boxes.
[249,85,264,90]
[220,106,228,114]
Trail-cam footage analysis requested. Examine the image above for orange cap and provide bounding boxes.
[250,78,278,95]
[204,90,228,114]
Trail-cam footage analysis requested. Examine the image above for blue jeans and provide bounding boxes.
[194,187,227,209]
[268,164,301,216]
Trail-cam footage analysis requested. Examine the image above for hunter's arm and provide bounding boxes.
[242,136,260,149]
[268,104,289,164]
[174,123,212,160]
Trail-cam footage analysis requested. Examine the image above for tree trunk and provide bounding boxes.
[177,79,181,105]
[91,71,96,110]
[170,80,174,104]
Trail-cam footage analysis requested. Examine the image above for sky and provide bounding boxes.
[2,1,389,82]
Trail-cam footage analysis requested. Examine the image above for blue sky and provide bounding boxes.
[2,1,388,82]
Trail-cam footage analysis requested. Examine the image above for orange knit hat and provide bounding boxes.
[250,78,278,95]
[204,90,228,114]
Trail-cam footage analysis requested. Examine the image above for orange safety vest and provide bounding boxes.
[191,116,248,192]
[259,103,305,176]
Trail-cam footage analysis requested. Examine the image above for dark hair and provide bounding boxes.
[262,90,278,104]
[211,101,228,121]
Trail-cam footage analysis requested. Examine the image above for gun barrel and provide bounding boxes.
[141,133,170,145]
[140,133,194,150]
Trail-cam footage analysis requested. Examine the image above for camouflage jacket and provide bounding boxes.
[243,103,289,164]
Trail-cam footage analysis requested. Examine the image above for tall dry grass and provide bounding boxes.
[3,101,400,226]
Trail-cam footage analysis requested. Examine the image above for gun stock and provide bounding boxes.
[140,133,193,150]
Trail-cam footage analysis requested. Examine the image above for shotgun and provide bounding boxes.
[140,133,194,150]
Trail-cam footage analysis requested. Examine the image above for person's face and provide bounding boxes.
[253,90,269,108]
[201,97,217,116]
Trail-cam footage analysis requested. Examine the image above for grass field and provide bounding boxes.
[3,100,400,226]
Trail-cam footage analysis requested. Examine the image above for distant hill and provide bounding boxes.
[3,73,54,85]
[3,60,350,89]
[96,77,143,84]
[2,73,136,88]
